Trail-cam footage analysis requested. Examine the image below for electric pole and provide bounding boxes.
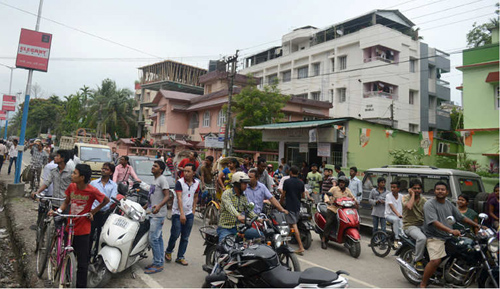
[223,50,238,157]
[390,100,394,128]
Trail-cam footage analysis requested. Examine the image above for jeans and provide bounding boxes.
[372,216,386,234]
[404,226,427,262]
[8,157,16,174]
[166,214,194,260]
[149,216,166,267]
[216,227,262,243]
[89,210,111,261]
[386,215,403,240]
[73,234,90,288]
[30,167,42,191]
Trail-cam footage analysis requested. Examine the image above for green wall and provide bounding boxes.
[464,130,499,168]
[462,43,499,66]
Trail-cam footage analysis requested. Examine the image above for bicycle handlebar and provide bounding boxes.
[54,212,91,218]
[36,194,66,201]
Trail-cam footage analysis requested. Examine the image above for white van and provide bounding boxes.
[358,165,487,227]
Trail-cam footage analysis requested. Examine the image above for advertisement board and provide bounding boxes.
[205,136,224,149]
[2,95,16,111]
[15,28,52,72]
[0,110,6,120]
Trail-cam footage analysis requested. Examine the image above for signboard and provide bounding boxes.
[299,143,308,153]
[317,143,331,157]
[308,129,317,143]
[205,136,224,149]
[16,28,52,72]
[2,95,16,111]
[219,124,226,135]
[262,127,337,143]
[0,110,6,120]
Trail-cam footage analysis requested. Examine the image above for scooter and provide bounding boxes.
[313,197,362,258]
[87,197,150,288]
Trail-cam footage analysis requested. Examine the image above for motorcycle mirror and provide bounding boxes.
[446,216,456,226]
[478,213,488,221]
[248,202,255,211]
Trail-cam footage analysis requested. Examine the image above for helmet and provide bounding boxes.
[231,172,250,184]
[338,176,350,187]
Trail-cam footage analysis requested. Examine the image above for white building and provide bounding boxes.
[241,10,451,132]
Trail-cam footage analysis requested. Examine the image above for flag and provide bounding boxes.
[419,131,434,155]
[334,125,345,136]
[359,128,371,147]
[460,131,474,147]
[385,129,398,138]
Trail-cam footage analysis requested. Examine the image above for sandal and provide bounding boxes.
[294,250,304,256]
[175,258,189,266]
[144,265,163,274]
[165,252,172,262]
[144,264,154,270]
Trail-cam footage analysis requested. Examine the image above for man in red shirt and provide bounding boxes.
[177,151,199,178]
[51,164,109,288]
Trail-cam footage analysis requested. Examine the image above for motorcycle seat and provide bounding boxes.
[317,203,328,217]
[261,265,301,288]
[299,267,339,285]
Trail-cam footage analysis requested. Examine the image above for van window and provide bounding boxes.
[363,172,389,191]
[80,147,112,162]
[420,175,450,199]
[391,174,412,194]
[458,178,482,200]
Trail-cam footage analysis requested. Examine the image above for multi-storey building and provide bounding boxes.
[241,10,451,132]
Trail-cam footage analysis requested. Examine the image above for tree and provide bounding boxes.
[466,5,499,48]
[231,79,290,151]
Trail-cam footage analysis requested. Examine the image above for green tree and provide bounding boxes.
[231,79,290,151]
[466,5,499,48]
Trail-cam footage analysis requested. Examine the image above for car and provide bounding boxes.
[127,156,175,189]
[358,165,487,227]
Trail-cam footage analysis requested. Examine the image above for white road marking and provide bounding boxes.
[132,264,164,288]
[297,257,378,288]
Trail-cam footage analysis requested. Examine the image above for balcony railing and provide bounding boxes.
[437,109,450,117]
[436,79,450,88]
[363,91,398,100]
[363,57,396,64]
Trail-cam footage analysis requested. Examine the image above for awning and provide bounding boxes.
[302,108,325,117]
[485,71,499,83]
[245,118,346,130]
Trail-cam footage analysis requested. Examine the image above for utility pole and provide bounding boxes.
[390,100,394,128]
[223,50,238,157]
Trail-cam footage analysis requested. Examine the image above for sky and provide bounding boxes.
[0,0,497,106]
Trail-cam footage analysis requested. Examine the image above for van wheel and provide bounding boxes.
[474,193,489,214]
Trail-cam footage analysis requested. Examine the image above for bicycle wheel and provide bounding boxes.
[36,219,52,278]
[59,252,77,288]
[203,204,219,226]
[370,231,391,257]
[46,225,60,283]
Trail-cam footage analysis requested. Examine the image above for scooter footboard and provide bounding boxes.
[345,228,360,241]
[99,246,121,273]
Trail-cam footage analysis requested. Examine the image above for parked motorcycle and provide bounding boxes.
[395,213,499,287]
[202,216,350,288]
[313,197,361,258]
[87,197,150,288]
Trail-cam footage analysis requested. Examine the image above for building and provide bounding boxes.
[240,10,451,133]
[456,27,499,173]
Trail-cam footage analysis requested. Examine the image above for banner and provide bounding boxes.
[460,131,474,147]
[359,128,371,147]
[385,129,398,138]
[2,95,16,111]
[309,128,317,142]
[317,143,331,157]
[299,143,308,153]
[0,110,6,120]
[16,28,53,72]
[419,131,434,155]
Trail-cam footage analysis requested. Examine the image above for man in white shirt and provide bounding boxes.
[385,180,403,249]
[348,166,363,203]
[0,140,7,173]
[7,139,18,175]
[41,153,58,196]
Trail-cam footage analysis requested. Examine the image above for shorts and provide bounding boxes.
[426,238,446,260]
[285,211,299,225]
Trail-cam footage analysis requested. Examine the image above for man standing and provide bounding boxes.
[33,150,72,208]
[7,139,18,175]
[41,153,58,196]
[369,177,388,234]
[240,154,252,173]
[144,160,170,274]
[307,163,323,204]
[322,176,356,249]
[335,165,345,178]
[281,165,306,255]
[111,147,119,164]
[348,166,363,203]
[402,179,427,272]
[321,167,336,199]
[0,140,7,173]
[385,181,403,249]
[166,152,175,173]
[28,139,48,192]
[177,151,199,178]
[113,156,141,185]
[256,157,274,192]
[420,182,483,288]
[200,156,214,190]
[280,158,290,176]
[165,163,198,266]
[245,168,287,215]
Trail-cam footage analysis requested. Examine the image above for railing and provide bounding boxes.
[437,109,450,117]
[436,79,450,88]
[363,57,396,64]
[363,91,398,100]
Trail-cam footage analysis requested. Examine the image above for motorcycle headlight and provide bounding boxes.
[274,234,283,248]
[279,226,290,237]
[488,237,499,254]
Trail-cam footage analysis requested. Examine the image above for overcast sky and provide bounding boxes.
[0,0,497,106]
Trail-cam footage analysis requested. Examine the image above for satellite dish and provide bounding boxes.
[336,30,344,36]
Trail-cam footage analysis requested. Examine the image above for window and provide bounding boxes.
[217,109,226,127]
[331,59,335,72]
[339,56,347,70]
[159,112,165,127]
[409,123,418,132]
[437,142,450,154]
[420,175,450,199]
[189,112,199,129]
[267,74,278,85]
[312,63,320,76]
[206,84,212,94]
[203,111,210,127]
[337,88,346,103]
[303,116,317,121]
[282,70,291,82]
[496,85,500,110]
[297,66,308,79]
[311,91,321,101]
[409,90,416,105]
[295,93,307,99]
[410,59,416,73]
[329,89,334,102]
[458,178,483,200]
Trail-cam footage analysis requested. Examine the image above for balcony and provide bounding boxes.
[436,109,451,130]
[436,79,451,101]
[363,91,398,100]
[363,45,399,64]
[363,81,399,100]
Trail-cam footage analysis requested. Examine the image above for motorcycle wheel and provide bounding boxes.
[205,245,217,268]
[399,247,421,285]
[370,231,391,258]
[87,257,112,288]
[478,268,499,288]
[347,238,361,258]
[278,251,301,271]
[301,231,312,250]
[203,204,219,226]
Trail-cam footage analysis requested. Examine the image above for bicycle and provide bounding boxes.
[370,221,401,257]
[202,187,219,226]
[34,194,66,278]
[196,184,215,219]
[44,211,90,287]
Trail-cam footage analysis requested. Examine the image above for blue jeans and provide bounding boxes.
[8,157,16,174]
[372,216,386,234]
[216,227,262,243]
[166,214,194,260]
[149,216,166,267]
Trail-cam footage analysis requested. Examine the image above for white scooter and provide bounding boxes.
[87,197,150,288]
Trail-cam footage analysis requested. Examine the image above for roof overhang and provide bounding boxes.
[457,128,499,132]
[456,61,499,70]
[486,71,499,83]
[245,119,347,130]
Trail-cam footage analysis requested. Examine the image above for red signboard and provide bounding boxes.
[2,95,16,111]
[0,110,6,120]
[15,28,52,72]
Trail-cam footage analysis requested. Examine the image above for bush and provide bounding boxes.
[389,149,423,165]
[436,155,457,169]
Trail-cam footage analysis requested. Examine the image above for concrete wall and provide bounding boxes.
[464,131,499,170]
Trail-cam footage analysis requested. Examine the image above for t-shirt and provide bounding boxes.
[423,198,464,240]
[65,183,105,236]
[369,188,388,218]
[321,176,336,195]
[385,193,403,218]
[245,182,273,214]
[222,167,234,190]
[282,164,290,176]
[173,178,200,216]
[147,175,170,217]
[178,158,199,178]
[453,208,478,230]
[282,177,304,213]
[402,194,427,229]
[307,172,323,194]
[487,195,499,221]
[200,165,213,185]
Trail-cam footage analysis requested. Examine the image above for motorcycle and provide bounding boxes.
[395,213,499,288]
[313,197,361,258]
[87,197,150,288]
[297,199,314,249]
[202,216,350,288]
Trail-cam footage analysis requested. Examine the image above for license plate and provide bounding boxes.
[284,237,292,241]
[300,207,308,213]
[113,218,129,229]
[346,210,356,215]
